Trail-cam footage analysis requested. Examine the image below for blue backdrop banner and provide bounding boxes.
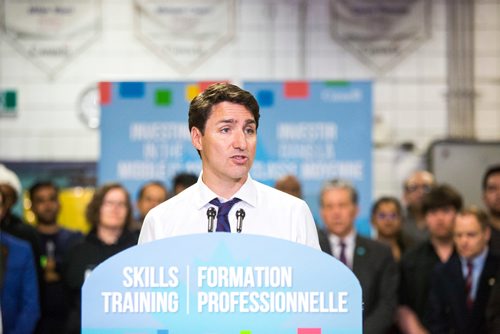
[82,234,362,333]
[244,81,372,235]
[99,80,372,234]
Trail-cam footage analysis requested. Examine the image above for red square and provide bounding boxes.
[298,328,321,334]
[198,81,228,92]
[99,82,111,105]
[284,81,309,99]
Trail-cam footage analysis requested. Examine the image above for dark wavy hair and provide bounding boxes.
[86,183,133,230]
[422,184,463,215]
[188,82,260,135]
[371,196,403,219]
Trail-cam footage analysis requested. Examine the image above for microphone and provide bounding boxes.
[207,207,216,232]
[236,209,246,233]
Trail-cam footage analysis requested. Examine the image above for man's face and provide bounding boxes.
[425,206,456,240]
[31,186,60,225]
[0,184,16,211]
[100,188,128,229]
[191,101,257,185]
[320,188,358,238]
[372,201,402,238]
[483,172,500,217]
[404,172,434,209]
[454,213,490,260]
[137,184,168,220]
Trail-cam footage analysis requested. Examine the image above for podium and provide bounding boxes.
[82,234,362,333]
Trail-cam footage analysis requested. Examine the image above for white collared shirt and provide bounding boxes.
[327,229,356,268]
[139,174,320,250]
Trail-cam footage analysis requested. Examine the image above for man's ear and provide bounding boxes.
[191,127,203,151]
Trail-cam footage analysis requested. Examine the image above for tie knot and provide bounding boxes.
[210,198,241,216]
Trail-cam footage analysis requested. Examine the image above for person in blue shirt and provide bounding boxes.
[425,207,500,334]
[1,188,41,334]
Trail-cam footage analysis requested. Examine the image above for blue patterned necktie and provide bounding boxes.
[209,198,241,232]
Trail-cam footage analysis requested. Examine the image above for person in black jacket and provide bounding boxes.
[425,207,499,334]
[63,183,138,334]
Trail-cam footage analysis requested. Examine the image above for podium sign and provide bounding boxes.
[82,234,362,333]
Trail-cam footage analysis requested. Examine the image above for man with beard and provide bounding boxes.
[29,181,83,334]
[397,184,463,334]
[482,164,500,252]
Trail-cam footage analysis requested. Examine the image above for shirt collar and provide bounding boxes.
[460,247,489,268]
[328,228,356,248]
[194,172,257,209]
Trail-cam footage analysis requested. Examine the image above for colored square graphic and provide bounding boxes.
[99,82,111,105]
[155,89,172,106]
[284,81,309,99]
[186,84,200,101]
[298,328,321,334]
[256,90,274,107]
[157,330,168,334]
[119,82,145,98]
[199,80,224,91]
[240,331,251,334]
[4,91,16,109]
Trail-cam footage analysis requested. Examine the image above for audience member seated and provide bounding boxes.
[401,170,436,243]
[482,164,500,252]
[317,179,398,334]
[29,181,84,334]
[63,183,138,334]
[1,187,41,333]
[425,207,499,334]
[371,196,416,262]
[397,184,463,334]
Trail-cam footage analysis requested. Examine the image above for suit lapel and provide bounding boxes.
[471,252,500,325]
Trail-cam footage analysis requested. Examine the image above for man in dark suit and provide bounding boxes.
[425,207,500,334]
[317,179,398,334]
[486,267,500,333]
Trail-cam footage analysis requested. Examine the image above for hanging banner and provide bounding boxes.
[82,234,362,333]
[134,0,235,73]
[0,0,101,78]
[244,81,372,235]
[330,0,431,73]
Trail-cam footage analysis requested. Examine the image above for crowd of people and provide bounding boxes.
[274,166,500,334]
[1,164,499,333]
[0,83,499,334]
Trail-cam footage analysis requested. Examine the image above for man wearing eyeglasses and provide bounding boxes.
[402,170,436,243]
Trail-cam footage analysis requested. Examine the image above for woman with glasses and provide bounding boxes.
[62,183,138,334]
[371,196,416,262]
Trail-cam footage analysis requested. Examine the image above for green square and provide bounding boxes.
[155,89,172,106]
[1,91,17,110]
[240,331,251,334]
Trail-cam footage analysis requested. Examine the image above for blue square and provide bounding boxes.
[257,90,274,107]
[157,330,169,334]
[119,82,145,98]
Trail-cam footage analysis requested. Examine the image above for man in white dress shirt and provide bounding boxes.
[138,83,320,250]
